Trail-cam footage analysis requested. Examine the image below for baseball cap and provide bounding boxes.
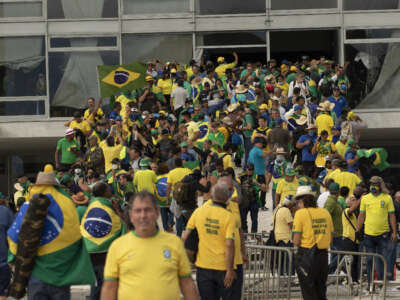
[329,182,340,193]
[65,128,74,136]
[293,105,303,111]
[217,57,225,63]
[180,141,188,148]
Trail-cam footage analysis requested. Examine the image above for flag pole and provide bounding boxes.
[96,65,101,99]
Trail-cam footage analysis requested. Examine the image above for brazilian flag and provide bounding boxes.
[8,185,95,286]
[357,148,390,171]
[97,62,147,97]
[81,197,126,253]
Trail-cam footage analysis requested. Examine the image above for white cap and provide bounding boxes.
[65,128,74,136]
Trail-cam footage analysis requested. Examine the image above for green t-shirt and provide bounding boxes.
[57,137,80,164]
[337,196,347,209]
[242,113,254,138]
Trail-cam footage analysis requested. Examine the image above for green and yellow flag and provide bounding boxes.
[357,148,390,171]
[8,185,95,286]
[81,197,126,253]
[97,62,147,97]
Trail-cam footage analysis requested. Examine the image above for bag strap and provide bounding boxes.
[343,209,357,232]
[306,208,317,247]
[273,207,281,230]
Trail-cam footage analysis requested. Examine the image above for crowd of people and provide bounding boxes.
[0,52,399,300]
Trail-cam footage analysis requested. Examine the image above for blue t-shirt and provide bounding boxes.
[298,134,317,162]
[249,146,266,175]
[1,205,14,264]
[328,96,347,119]
[345,150,359,173]
[332,134,340,144]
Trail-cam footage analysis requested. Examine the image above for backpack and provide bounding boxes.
[173,176,191,205]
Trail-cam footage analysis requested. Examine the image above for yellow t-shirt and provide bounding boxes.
[133,169,157,194]
[360,192,395,236]
[104,230,192,300]
[186,202,236,270]
[69,120,92,136]
[315,113,334,139]
[116,95,134,120]
[292,207,333,249]
[167,168,192,188]
[325,168,341,184]
[274,206,293,243]
[187,121,200,140]
[157,78,173,95]
[335,141,347,158]
[276,178,299,205]
[215,62,236,78]
[315,141,336,167]
[276,82,289,95]
[222,154,234,169]
[334,171,361,196]
[84,107,104,122]
[99,140,123,173]
[342,208,358,243]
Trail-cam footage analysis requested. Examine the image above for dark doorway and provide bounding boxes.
[270,29,339,63]
[202,47,267,65]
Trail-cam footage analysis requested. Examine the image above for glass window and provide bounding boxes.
[0,2,42,17]
[0,36,46,97]
[271,0,337,10]
[123,0,190,14]
[49,51,119,117]
[0,100,45,115]
[196,0,265,15]
[50,37,118,48]
[48,0,117,19]
[344,0,399,10]
[345,42,400,109]
[196,31,266,46]
[346,29,400,40]
[122,34,192,65]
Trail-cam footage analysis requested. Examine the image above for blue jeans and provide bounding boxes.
[386,239,397,280]
[230,265,243,300]
[89,263,104,300]
[277,241,295,275]
[176,214,188,237]
[196,267,235,300]
[364,233,388,283]
[28,276,70,300]
[0,263,11,297]
[160,207,174,231]
[329,237,343,274]
[240,201,259,233]
[243,137,252,167]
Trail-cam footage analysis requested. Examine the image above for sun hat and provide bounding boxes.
[227,103,239,113]
[222,117,233,126]
[35,171,59,185]
[295,115,308,126]
[294,185,316,200]
[191,77,203,85]
[235,85,248,94]
[65,128,74,136]
[318,101,335,112]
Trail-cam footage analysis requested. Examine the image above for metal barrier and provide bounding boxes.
[243,245,390,300]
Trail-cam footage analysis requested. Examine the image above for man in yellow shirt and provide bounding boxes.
[101,191,198,300]
[166,158,193,197]
[335,134,348,159]
[215,52,238,78]
[275,167,299,208]
[100,134,124,173]
[133,159,157,194]
[84,97,104,124]
[315,101,334,139]
[292,186,333,300]
[183,182,236,300]
[357,176,397,283]
[334,160,361,196]
[65,112,92,150]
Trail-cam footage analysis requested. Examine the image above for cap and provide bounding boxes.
[145,75,154,82]
[259,103,269,110]
[151,129,159,136]
[217,57,225,63]
[347,138,355,147]
[329,182,340,193]
[170,68,177,74]
[332,125,341,131]
[253,137,265,145]
[115,115,122,122]
[222,117,233,126]
[43,164,54,173]
[285,167,298,176]
[65,128,74,136]
[290,66,298,72]
[180,141,188,148]
[293,105,303,111]
[139,158,150,167]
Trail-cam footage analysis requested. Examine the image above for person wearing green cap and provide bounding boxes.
[344,138,360,173]
[133,158,157,194]
[324,181,343,274]
[275,167,299,207]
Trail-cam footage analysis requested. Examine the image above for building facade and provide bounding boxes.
[1,0,400,194]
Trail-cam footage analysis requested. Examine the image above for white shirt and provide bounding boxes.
[171,86,189,110]
[288,80,309,98]
[317,191,330,208]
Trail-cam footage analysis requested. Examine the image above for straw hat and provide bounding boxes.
[294,186,316,200]
[295,115,307,126]
[222,117,233,126]
[72,192,89,206]
[318,101,335,112]
[191,76,203,85]
[227,103,239,113]
[35,171,58,185]
[235,85,248,94]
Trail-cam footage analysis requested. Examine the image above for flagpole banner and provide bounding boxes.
[97,61,147,98]
[357,148,390,172]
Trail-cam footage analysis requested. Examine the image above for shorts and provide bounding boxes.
[0,263,11,296]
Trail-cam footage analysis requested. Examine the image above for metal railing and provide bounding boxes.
[243,244,390,300]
